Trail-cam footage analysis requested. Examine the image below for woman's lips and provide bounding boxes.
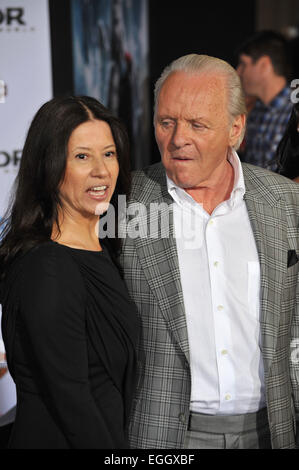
[86,185,109,200]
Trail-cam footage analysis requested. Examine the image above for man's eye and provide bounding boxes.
[75,153,88,160]
[161,120,174,128]
[192,119,208,130]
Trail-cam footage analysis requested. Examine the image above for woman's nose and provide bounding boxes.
[91,157,109,177]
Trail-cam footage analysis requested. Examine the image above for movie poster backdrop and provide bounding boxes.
[71,0,150,169]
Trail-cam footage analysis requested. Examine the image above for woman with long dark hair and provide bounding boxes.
[276,102,299,182]
[0,96,138,448]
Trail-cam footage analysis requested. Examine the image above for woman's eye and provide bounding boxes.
[75,153,88,160]
[104,151,116,158]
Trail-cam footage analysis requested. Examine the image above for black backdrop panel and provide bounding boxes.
[49,0,256,166]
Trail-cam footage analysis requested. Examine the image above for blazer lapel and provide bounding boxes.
[244,169,288,373]
[132,181,190,362]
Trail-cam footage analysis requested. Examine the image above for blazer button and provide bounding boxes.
[178,413,186,424]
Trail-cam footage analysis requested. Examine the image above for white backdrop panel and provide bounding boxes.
[0,0,52,419]
[0,0,52,215]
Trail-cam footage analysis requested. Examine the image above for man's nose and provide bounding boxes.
[171,122,189,148]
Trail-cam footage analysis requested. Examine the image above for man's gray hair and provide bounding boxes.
[154,54,247,149]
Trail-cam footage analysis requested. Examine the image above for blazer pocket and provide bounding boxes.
[288,250,298,268]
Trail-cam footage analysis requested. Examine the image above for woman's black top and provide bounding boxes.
[1,241,138,449]
[276,108,299,180]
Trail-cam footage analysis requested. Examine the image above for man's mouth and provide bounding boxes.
[172,156,192,161]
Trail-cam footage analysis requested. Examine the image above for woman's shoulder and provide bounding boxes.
[22,240,73,262]
[14,241,81,281]
[1,241,85,307]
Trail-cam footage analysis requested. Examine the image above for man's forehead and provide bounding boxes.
[163,70,227,87]
[158,71,228,109]
[239,54,253,64]
[159,71,228,101]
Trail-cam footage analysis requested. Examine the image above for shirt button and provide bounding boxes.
[178,413,186,424]
[221,349,229,356]
[217,305,224,311]
[208,220,214,226]
[214,261,219,267]
[225,394,232,401]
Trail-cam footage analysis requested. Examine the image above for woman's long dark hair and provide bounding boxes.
[0,96,131,278]
[276,102,299,179]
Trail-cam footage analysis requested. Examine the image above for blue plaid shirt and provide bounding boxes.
[242,86,292,172]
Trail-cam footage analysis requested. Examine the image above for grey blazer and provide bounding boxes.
[119,162,299,449]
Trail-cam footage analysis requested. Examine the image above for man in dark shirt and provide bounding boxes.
[237,31,293,171]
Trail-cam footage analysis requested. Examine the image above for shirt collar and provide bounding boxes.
[166,149,245,209]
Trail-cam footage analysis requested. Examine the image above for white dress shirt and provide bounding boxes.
[167,150,266,415]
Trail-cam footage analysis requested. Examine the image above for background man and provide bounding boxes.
[237,31,293,171]
[120,54,299,449]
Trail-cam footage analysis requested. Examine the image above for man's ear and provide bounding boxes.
[229,114,246,147]
[256,55,272,74]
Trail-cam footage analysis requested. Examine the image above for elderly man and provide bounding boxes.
[120,54,299,449]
